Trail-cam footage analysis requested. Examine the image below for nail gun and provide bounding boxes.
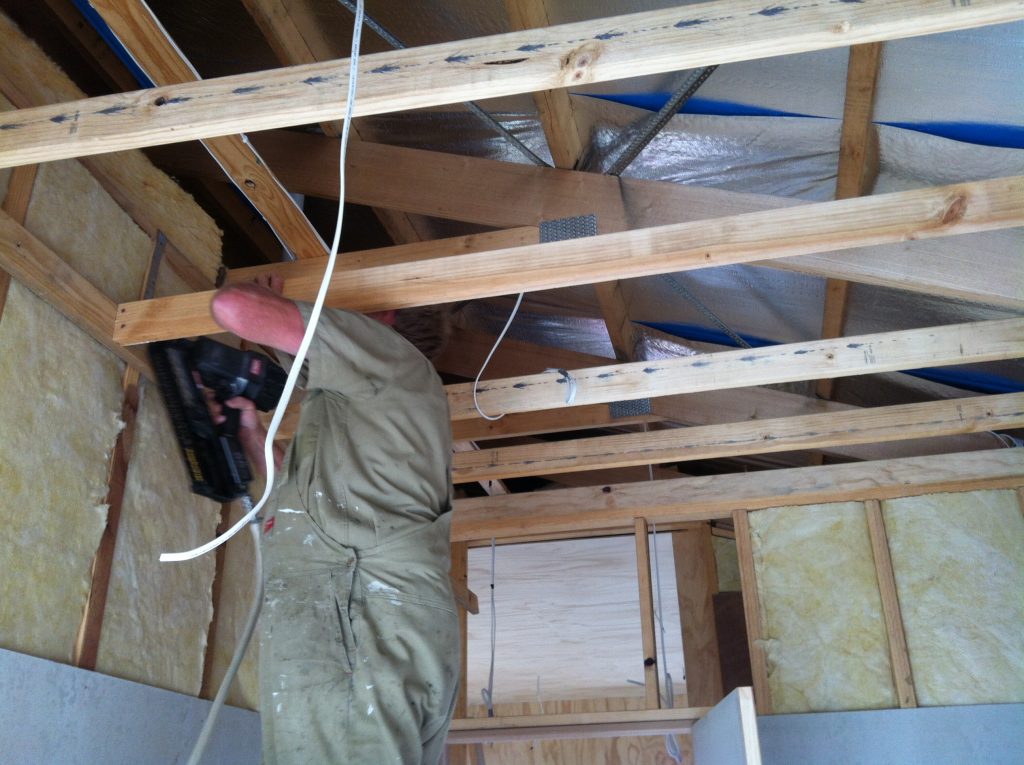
[149,338,287,502]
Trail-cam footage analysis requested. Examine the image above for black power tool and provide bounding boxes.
[149,338,287,502]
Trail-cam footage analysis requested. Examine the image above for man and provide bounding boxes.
[209,274,459,765]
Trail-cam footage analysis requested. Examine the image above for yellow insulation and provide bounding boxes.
[95,382,221,695]
[883,489,1024,706]
[749,502,896,713]
[0,283,124,662]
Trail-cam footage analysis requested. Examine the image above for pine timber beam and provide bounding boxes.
[152,134,1024,309]
[673,524,724,708]
[451,393,1024,482]
[113,175,1024,345]
[503,0,586,169]
[0,208,151,376]
[447,707,707,744]
[87,0,326,260]
[818,41,884,400]
[0,11,221,285]
[448,318,1023,421]
[3,1,1024,167]
[239,0,425,247]
[449,449,1024,546]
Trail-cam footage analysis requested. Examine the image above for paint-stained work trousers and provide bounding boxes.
[258,493,460,765]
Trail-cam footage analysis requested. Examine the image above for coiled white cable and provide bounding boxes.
[472,293,524,421]
[160,0,366,563]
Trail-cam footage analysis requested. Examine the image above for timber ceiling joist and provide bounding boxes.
[1,1,1022,166]
[112,175,1024,344]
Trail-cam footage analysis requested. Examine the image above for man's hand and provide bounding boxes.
[210,275,304,355]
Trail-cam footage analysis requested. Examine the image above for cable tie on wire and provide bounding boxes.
[544,368,577,405]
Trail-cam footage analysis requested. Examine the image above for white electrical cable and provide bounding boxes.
[160,0,366,563]
[186,517,263,765]
[472,292,524,421]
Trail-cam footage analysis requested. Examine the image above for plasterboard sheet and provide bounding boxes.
[749,502,896,713]
[96,382,220,696]
[883,489,1024,706]
[25,159,151,304]
[0,282,123,662]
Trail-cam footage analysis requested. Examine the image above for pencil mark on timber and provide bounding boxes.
[597,372,615,379]
[303,75,329,85]
[484,58,527,66]
[838,0,865,4]
[517,43,546,52]
[594,31,624,40]
[49,114,70,124]
[675,19,708,28]
[0,122,22,130]
[233,86,263,94]
[165,96,191,104]
[793,349,811,355]
[370,65,399,74]
[847,343,863,349]
[445,53,470,64]
[758,6,789,15]
[691,360,711,367]
[97,105,127,116]
[941,194,968,225]
[513,383,528,389]
[642,367,661,375]
[740,355,759,362]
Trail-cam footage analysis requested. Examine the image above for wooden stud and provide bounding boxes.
[155,133,1024,309]
[74,230,166,669]
[634,518,661,709]
[88,0,327,260]
[865,499,918,708]
[449,449,1024,545]
[733,511,772,714]
[449,541,471,764]
[0,162,38,320]
[673,524,724,707]
[453,441,510,496]
[4,0,1023,166]
[451,393,1024,482]
[1018,487,1024,521]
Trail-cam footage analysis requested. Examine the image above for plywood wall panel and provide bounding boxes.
[0,282,124,661]
[883,489,1024,706]
[95,383,220,695]
[749,502,896,713]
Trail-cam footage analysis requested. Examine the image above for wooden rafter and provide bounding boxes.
[818,41,885,400]
[3,0,1022,167]
[450,393,1024,482]
[88,0,326,259]
[153,132,1024,309]
[113,175,1024,344]
[449,449,1024,545]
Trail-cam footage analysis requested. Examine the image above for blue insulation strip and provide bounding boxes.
[70,0,153,89]
[639,321,1024,395]
[585,93,1024,150]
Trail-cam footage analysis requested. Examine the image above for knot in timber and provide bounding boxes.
[560,42,602,86]
[941,193,968,226]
